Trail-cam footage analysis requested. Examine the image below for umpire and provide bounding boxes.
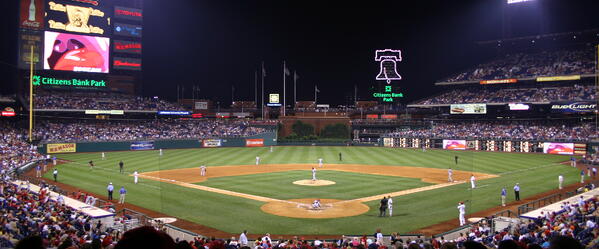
[107,182,114,200]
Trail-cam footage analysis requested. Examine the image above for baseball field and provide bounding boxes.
[45,146,580,235]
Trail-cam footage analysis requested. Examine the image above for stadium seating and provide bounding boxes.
[32,91,187,111]
[440,47,595,83]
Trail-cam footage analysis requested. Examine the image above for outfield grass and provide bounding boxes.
[46,146,580,235]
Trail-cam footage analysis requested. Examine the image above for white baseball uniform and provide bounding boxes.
[388,197,393,216]
[256,156,260,165]
[458,203,466,225]
[318,158,323,167]
[133,171,139,184]
[200,166,206,176]
[470,175,476,189]
[312,168,317,181]
[448,168,453,182]
[159,149,163,156]
[558,175,564,189]
[101,152,105,160]
[312,200,321,209]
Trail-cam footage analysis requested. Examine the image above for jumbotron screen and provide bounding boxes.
[543,142,574,155]
[43,31,110,73]
[443,140,467,150]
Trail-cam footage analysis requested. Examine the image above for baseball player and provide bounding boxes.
[312,199,321,209]
[53,168,58,182]
[448,168,453,182]
[256,156,260,165]
[581,169,585,183]
[470,175,476,189]
[35,165,41,178]
[318,158,323,168]
[387,195,393,217]
[558,175,564,189]
[587,167,591,177]
[200,165,206,176]
[119,186,127,204]
[455,155,459,165]
[88,160,94,170]
[133,171,139,184]
[159,149,163,156]
[270,146,273,152]
[570,156,576,167]
[101,152,106,160]
[119,161,124,174]
[593,167,597,178]
[457,201,466,226]
[52,156,57,166]
[312,167,317,181]
[501,187,506,206]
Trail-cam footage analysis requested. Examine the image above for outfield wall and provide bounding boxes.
[39,132,277,154]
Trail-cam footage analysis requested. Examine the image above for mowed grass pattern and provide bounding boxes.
[198,170,432,200]
[47,146,580,235]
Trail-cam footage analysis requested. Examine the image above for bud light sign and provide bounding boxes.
[550,101,596,113]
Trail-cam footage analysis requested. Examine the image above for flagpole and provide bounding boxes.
[261,61,265,119]
[294,71,297,109]
[283,61,286,117]
[314,84,317,105]
[254,70,257,110]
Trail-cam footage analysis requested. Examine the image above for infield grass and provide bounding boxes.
[46,146,580,235]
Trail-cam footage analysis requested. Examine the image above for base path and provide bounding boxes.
[139,164,498,219]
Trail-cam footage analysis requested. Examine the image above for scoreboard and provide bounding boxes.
[18,0,143,92]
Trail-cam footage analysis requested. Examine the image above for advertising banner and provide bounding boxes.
[47,143,76,153]
[113,40,142,54]
[20,0,45,30]
[508,103,530,111]
[381,114,398,119]
[536,75,580,82]
[44,31,110,73]
[246,139,264,147]
[450,104,487,114]
[113,57,142,71]
[85,110,124,115]
[18,30,43,70]
[550,101,596,113]
[195,102,208,110]
[33,75,107,88]
[131,141,154,150]
[202,139,222,148]
[114,23,142,38]
[543,142,574,155]
[443,140,466,150]
[479,79,517,84]
[157,111,190,115]
[366,114,378,119]
[114,6,143,21]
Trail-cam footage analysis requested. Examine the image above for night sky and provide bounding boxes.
[1,0,598,106]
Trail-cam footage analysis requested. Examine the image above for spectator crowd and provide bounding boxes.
[441,47,596,82]
[385,120,597,141]
[415,85,596,105]
[0,122,44,170]
[33,91,186,111]
[34,119,267,142]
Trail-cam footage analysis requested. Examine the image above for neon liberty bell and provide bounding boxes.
[375,49,402,83]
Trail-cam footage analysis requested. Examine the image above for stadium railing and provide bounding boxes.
[516,191,575,216]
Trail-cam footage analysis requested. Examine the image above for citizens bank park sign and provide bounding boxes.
[550,101,596,113]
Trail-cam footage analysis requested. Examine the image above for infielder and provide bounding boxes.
[89,160,94,170]
[388,195,393,217]
[318,158,323,168]
[133,171,139,184]
[470,175,476,189]
[558,175,564,189]
[312,167,317,181]
[200,165,206,176]
[256,156,260,165]
[457,202,466,226]
[581,170,585,183]
[448,168,453,182]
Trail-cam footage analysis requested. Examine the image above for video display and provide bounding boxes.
[543,142,574,155]
[450,104,487,114]
[44,31,110,73]
[443,140,466,150]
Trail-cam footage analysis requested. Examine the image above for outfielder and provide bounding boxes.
[318,158,323,168]
[133,171,139,184]
[470,175,476,189]
[457,202,466,226]
[448,168,453,182]
[200,165,206,176]
[256,156,260,165]
[159,149,163,156]
[312,167,317,181]
[101,152,105,160]
[558,175,564,189]
[388,195,393,217]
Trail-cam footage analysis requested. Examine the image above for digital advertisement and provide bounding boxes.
[33,75,107,88]
[130,141,154,150]
[114,23,142,38]
[550,101,596,113]
[443,140,467,150]
[18,30,44,70]
[20,0,45,30]
[543,142,574,155]
[113,40,142,54]
[47,143,77,153]
[246,139,264,147]
[47,1,109,35]
[450,104,487,114]
[202,139,222,148]
[44,31,110,73]
[113,57,142,71]
[114,6,143,21]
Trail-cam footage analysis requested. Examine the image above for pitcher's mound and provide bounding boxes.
[261,199,369,218]
[293,179,336,186]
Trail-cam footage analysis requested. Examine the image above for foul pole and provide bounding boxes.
[28,45,34,142]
